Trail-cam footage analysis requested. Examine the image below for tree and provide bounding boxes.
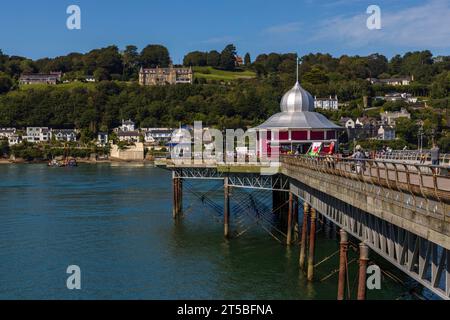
[302,66,329,85]
[207,50,221,67]
[0,73,12,94]
[265,53,282,72]
[220,44,237,71]
[140,45,171,68]
[366,53,388,78]
[123,45,139,79]
[430,71,450,99]
[395,118,418,145]
[96,46,123,75]
[94,68,110,81]
[183,51,207,67]
[244,53,251,66]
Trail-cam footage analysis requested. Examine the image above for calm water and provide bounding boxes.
[0,164,410,299]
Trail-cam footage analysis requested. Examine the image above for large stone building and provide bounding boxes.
[139,66,193,86]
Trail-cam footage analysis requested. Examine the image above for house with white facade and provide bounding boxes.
[25,127,50,143]
[0,128,17,140]
[117,131,140,143]
[314,95,339,110]
[8,135,21,145]
[115,119,136,132]
[97,132,109,146]
[339,117,355,129]
[141,128,174,144]
[51,129,77,142]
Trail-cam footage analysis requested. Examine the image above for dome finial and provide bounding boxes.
[296,54,300,84]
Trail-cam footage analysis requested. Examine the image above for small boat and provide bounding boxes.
[48,159,63,167]
[48,158,78,167]
[66,158,78,167]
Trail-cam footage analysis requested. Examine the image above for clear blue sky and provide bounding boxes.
[1,0,449,62]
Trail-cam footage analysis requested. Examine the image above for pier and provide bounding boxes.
[167,156,450,299]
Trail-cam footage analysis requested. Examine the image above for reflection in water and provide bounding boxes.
[0,164,407,299]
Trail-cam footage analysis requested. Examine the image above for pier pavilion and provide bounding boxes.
[252,81,342,155]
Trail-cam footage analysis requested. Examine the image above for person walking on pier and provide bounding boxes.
[430,143,440,174]
[431,143,440,166]
[350,145,366,175]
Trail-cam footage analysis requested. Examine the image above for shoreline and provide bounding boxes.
[0,158,155,165]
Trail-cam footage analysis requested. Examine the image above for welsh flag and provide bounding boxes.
[308,142,322,156]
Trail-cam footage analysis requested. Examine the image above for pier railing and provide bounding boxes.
[281,155,450,206]
[375,150,450,165]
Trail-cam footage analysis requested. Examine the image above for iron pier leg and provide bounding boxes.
[172,172,178,219]
[307,208,317,281]
[172,171,183,219]
[299,202,310,269]
[178,178,183,216]
[357,243,369,300]
[287,192,293,245]
[293,197,299,241]
[224,177,230,238]
[337,229,348,300]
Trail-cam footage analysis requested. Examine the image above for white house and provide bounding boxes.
[51,129,77,142]
[97,132,109,146]
[0,128,16,139]
[25,127,50,143]
[142,128,174,144]
[116,119,136,132]
[8,135,21,145]
[314,95,339,110]
[117,131,140,143]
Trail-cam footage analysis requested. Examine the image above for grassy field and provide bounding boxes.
[193,66,256,81]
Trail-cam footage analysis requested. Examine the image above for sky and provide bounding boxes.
[1,0,450,63]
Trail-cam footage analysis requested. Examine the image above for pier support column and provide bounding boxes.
[172,172,182,219]
[307,208,317,281]
[286,192,293,245]
[299,202,310,269]
[337,229,348,300]
[357,243,369,300]
[224,177,230,238]
[293,197,299,241]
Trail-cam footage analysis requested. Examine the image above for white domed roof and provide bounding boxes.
[280,81,315,112]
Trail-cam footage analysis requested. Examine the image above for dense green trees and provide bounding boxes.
[140,44,171,68]
[220,44,237,71]
[206,50,221,67]
[183,51,207,66]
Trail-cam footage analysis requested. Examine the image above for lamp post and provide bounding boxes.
[418,126,423,152]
